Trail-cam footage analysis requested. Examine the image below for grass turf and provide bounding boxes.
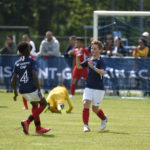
[0,91,150,150]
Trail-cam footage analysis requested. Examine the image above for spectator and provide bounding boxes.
[132,38,149,58]
[38,31,60,56]
[142,32,150,57]
[132,38,149,97]
[0,35,16,54]
[112,36,126,57]
[102,34,114,56]
[0,35,16,92]
[64,36,76,57]
[142,32,150,45]
[87,37,94,54]
[22,34,37,57]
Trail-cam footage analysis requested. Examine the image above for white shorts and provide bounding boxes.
[21,90,44,102]
[83,88,105,106]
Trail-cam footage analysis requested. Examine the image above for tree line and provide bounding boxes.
[0,0,149,36]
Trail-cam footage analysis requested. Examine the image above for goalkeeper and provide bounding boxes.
[46,86,73,113]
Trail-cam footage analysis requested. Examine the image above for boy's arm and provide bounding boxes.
[88,60,105,76]
[11,73,18,101]
[76,52,83,69]
[68,49,74,56]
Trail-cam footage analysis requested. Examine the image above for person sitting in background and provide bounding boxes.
[102,34,114,56]
[0,35,16,54]
[132,38,149,97]
[38,31,60,57]
[87,37,94,54]
[22,34,37,57]
[142,32,150,57]
[46,86,73,113]
[132,38,149,58]
[112,36,126,57]
[64,36,77,58]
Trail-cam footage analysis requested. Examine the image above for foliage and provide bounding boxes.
[0,0,150,37]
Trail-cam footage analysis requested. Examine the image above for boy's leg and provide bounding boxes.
[92,106,108,130]
[31,99,51,133]
[70,67,78,97]
[82,100,91,132]
[21,110,34,134]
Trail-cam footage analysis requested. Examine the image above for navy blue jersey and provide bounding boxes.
[13,56,37,94]
[81,56,106,90]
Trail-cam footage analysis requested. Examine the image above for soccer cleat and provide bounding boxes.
[70,95,74,99]
[21,120,29,134]
[100,116,108,130]
[36,127,51,134]
[83,125,91,132]
[22,106,28,110]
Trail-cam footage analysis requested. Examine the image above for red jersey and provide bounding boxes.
[73,47,90,65]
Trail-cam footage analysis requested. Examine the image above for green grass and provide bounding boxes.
[0,91,150,150]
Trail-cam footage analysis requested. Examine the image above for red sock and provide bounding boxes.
[96,108,105,120]
[26,108,36,124]
[23,97,28,109]
[82,108,89,125]
[71,84,76,95]
[32,106,45,130]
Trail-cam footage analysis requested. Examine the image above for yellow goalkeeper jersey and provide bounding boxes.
[46,86,73,113]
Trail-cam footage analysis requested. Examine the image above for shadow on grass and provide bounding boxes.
[31,134,55,138]
[0,106,8,108]
[98,130,129,135]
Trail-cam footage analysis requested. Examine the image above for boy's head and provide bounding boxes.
[76,37,84,48]
[17,42,30,56]
[90,40,104,57]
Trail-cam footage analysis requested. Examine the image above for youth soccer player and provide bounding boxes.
[68,37,90,98]
[11,42,50,134]
[46,86,73,113]
[76,40,108,132]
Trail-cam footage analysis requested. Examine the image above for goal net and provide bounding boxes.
[93,11,150,96]
[93,11,150,47]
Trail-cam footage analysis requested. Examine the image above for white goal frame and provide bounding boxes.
[93,10,150,40]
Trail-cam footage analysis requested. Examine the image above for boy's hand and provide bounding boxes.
[38,90,43,99]
[88,60,93,68]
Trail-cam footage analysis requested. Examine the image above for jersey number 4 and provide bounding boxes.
[20,70,29,83]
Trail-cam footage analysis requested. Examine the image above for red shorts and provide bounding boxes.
[72,66,88,80]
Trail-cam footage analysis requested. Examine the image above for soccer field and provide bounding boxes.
[0,91,150,150]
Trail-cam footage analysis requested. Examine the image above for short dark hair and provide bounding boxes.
[7,35,13,40]
[76,37,84,43]
[17,42,29,54]
[70,36,76,41]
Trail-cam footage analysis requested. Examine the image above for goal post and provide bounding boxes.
[93,10,150,40]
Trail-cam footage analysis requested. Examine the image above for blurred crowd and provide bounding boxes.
[0,30,150,58]
[0,30,150,96]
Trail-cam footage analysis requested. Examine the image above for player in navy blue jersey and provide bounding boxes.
[11,42,50,134]
[76,40,108,132]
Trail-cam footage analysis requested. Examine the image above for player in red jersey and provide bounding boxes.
[68,37,90,98]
